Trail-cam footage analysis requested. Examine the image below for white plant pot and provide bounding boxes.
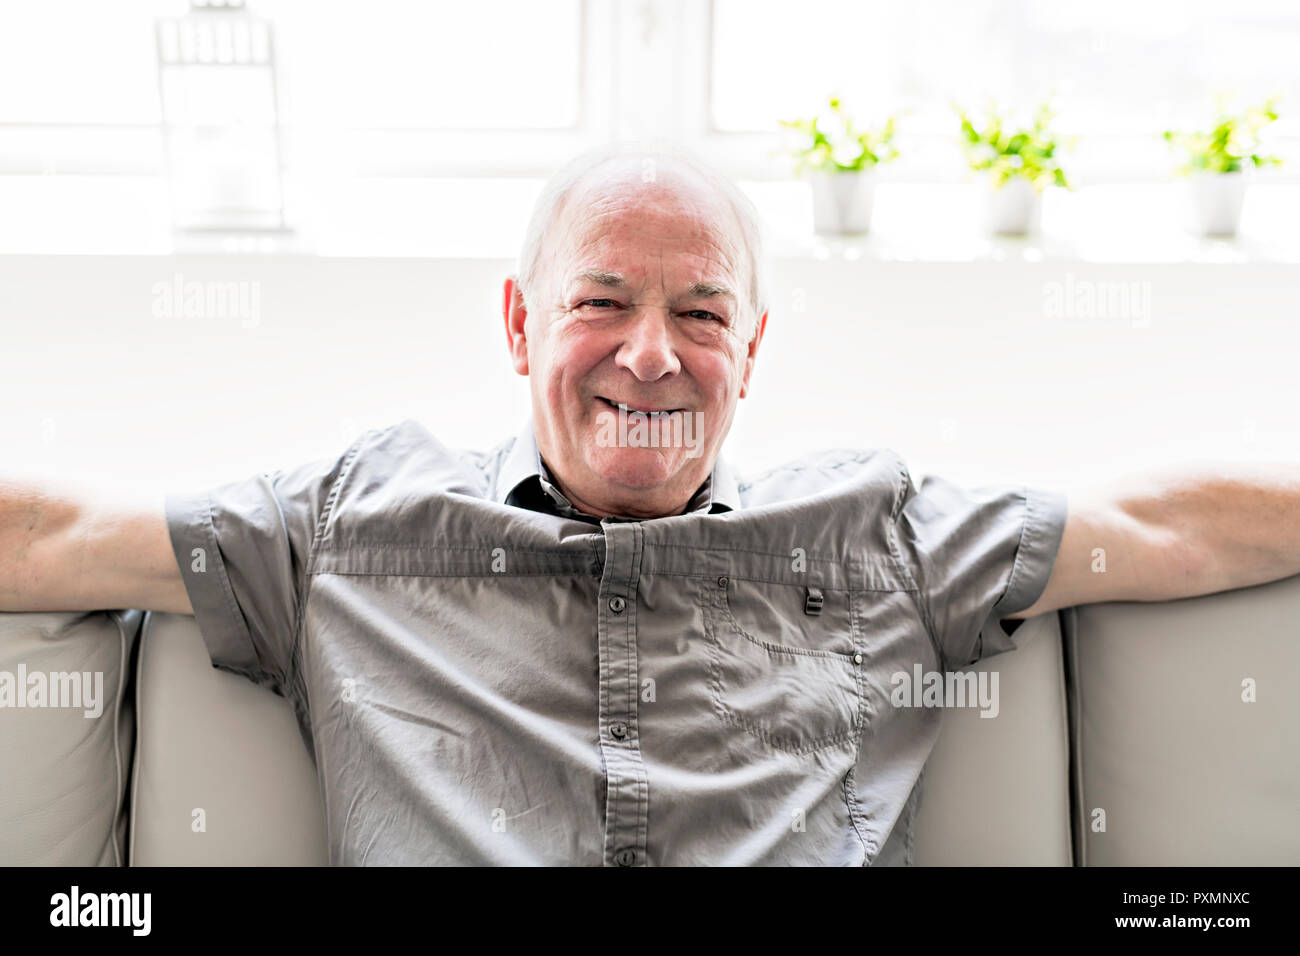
[981,175,1042,235]
[1186,171,1246,237]
[807,169,876,235]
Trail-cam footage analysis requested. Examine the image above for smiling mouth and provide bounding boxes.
[597,396,685,416]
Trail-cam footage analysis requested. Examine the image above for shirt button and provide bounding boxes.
[609,721,628,739]
[853,653,863,665]
[614,847,637,866]
[608,595,627,614]
[717,576,728,589]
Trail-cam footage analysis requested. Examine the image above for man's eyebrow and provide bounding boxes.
[572,269,626,288]
[686,281,736,302]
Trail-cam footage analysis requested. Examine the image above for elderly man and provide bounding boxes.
[3,145,1299,866]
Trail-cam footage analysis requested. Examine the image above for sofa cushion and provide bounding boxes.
[1067,572,1300,864]
[134,606,1070,866]
[130,612,326,864]
[913,611,1073,865]
[0,610,139,865]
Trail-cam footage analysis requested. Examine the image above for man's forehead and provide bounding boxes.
[561,163,740,239]
[555,203,743,292]
[565,267,738,303]
[530,156,755,313]
[561,194,737,250]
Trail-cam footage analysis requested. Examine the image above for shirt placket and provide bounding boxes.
[597,519,650,866]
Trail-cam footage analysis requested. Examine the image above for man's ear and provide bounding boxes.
[502,276,530,376]
[738,309,768,399]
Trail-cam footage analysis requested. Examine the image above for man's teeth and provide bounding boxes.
[603,398,679,417]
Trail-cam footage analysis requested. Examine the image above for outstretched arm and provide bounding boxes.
[1007,461,1300,620]
[0,476,192,614]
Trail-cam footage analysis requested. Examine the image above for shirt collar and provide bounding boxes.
[495,417,740,521]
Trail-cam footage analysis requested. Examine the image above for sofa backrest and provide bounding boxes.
[1064,572,1300,865]
[0,609,139,866]
[913,611,1073,864]
[125,610,1075,866]
[129,612,326,865]
[4,572,1299,865]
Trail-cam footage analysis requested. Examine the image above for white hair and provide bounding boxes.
[516,142,770,338]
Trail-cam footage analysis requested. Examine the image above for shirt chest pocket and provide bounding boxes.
[699,575,864,754]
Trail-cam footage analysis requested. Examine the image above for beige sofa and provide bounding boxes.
[3,572,1298,865]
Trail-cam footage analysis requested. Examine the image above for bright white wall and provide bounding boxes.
[2,254,1298,502]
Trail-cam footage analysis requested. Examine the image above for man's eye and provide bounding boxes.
[582,298,618,308]
[686,310,723,322]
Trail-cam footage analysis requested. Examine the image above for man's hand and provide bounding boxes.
[1007,461,1300,620]
[0,477,192,614]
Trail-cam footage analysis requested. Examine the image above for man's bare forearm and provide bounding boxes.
[0,478,79,609]
[0,476,192,614]
[1114,460,1300,598]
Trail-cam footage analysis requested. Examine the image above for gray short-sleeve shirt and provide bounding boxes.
[165,417,1067,865]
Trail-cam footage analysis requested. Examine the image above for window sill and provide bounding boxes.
[1,176,1297,264]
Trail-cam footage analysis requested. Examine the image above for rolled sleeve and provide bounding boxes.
[164,443,358,694]
[893,466,1068,671]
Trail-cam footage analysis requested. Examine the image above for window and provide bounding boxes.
[0,0,611,176]
[705,0,1300,181]
[2,0,1296,253]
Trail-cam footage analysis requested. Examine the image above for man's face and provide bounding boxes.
[503,171,766,519]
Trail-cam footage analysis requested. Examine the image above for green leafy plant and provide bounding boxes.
[779,96,898,174]
[1163,96,1282,175]
[957,102,1070,190]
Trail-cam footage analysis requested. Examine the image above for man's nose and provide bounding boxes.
[614,307,682,382]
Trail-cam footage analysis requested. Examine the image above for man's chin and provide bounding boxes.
[586,447,686,491]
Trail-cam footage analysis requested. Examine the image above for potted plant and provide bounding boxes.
[780,97,898,235]
[958,102,1070,236]
[1163,97,1281,237]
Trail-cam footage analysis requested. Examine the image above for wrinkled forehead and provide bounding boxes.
[549,162,748,292]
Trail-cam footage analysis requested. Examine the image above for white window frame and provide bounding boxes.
[2,0,1296,185]
[677,0,1300,185]
[0,0,616,178]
